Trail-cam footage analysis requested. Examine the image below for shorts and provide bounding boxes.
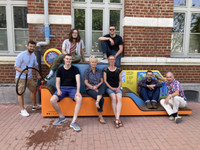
[15,78,36,94]
[106,88,122,95]
[54,86,77,102]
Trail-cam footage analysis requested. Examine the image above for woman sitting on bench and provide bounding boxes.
[84,55,106,124]
[103,55,123,128]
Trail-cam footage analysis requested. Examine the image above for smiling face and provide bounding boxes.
[27,43,36,54]
[146,72,153,81]
[166,72,174,83]
[108,55,116,66]
[109,26,116,36]
[64,55,72,65]
[72,29,78,39]
[90,58,97,69]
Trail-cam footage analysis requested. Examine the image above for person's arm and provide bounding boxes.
[81,49,85,62]
[165,90,179,104]
[154,73,167,82]
[61,40,67,54]
[138,79,147,88]
[75,74,81,97]
[15,66,29,74]
[153,80,162,88]
[115,45,123,57]
[98,36,114,45]
[56,77,62,96]
[116,72,122,92]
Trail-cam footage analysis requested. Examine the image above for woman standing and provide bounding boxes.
[103,55,123,128]
[84,55,106,124]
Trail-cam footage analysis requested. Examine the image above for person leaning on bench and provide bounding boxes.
[103,55,123,128]
[155,72,187,124]
[138,70,162,109]
[45,29,85,81]
[84,55,106,124]
[50,54,82,131]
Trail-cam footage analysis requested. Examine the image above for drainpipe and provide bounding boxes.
[36,0,54,102]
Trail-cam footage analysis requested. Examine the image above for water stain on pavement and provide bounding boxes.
[26,120,70,147]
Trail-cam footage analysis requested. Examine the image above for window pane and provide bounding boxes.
[171,13,185,53]
[174,0,186,6]
[110,0,120,3]
[15,30,29,51]
[75,9,85,30]
[0,6,6,28]
[0,29,8,51]
[92,10,103,30]
[110,10,120,31]
[189,13,200,53]
[14,7,28,28]
[192,0,200,7]
[92,0,103,2]
[79,31,86,52]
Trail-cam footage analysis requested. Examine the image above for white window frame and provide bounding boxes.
[0,0,27,56]
[172,0,200,57]
[71,0,123,56]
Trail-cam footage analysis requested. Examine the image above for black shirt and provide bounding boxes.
[104,34,123,51]
[56,65,80,87]
[104,67,122,88]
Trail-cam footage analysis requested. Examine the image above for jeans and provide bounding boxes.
[86,83,106,112]
[140,87,160,103]
[160,96,187,115]
[101,41,121,68]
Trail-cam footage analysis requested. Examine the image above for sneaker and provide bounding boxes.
[169,115,175,121]
[32,105,41,111]
[20,109,30,117]
[146,102,153,109]
[53,117,67,125]
[151,102,158,109]
[70,121,81,132]
[45,75,52,81]
[175,116,182,123]
[100,58,108,63]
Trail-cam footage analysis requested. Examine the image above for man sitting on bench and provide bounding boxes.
[50,54,82,131]
[155,72,187,123]
[138,70,162,109]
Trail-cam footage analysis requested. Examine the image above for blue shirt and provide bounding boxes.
[84,68,102,90]
[15,50,38,79]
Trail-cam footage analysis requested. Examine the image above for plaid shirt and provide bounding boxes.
[166,79,186,100]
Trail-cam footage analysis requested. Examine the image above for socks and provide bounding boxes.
[47,70,54,77]
[171,113,178,117]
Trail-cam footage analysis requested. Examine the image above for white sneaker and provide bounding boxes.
[20,109,30,117]
[100,58,108,63]
[169,115,175,121]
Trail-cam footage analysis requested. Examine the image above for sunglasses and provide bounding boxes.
[109,29,115,31]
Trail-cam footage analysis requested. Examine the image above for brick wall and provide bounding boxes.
[124,0,173,18]
[28,0,71,15]
[1,64,199,84]
[123,26,171,57]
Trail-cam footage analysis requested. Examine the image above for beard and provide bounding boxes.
[28,49,34,54]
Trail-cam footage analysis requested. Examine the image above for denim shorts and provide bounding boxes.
[106,88,122,95]
[54,86,76,102]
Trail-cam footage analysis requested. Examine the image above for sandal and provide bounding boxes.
[114,119,120,128]
[118,120,123,127]
[99,117,106,124]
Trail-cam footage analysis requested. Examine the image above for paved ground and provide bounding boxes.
[0,102,200,150]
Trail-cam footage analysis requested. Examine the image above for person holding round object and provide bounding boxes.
[103,55,123,128]
[84,55,106,124]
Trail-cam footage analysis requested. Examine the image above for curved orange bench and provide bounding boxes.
[41,85,192,117]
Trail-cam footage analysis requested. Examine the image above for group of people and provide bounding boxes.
[14,25,187,132]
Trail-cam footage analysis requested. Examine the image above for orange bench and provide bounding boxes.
[41,85,192,117]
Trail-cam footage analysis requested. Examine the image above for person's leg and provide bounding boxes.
[50,95,65,117]
[87,89,102,111]
[160,98,174,115]
[151,87,160,103]
[116,93,122,120]
[72,93,82,123]
[16,79,26,110]
[140,87,151,103]
[27,79,37,107]
[18,94,25,110]
[101,41,109,59]
[172,96,187,113]
[50,53,66,71]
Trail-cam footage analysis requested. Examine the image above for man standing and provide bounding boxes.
[45,29,85,81]
[15,41,41,117]
[50,54,82,132]
[138,70,162,109]
[98,25,123,68]
[156,72,187,123]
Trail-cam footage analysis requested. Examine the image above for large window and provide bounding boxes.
[72,0,123,56]
[172,0,200,57]
[0,0,28,55]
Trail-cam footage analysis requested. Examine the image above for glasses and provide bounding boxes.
[109,29,115,31]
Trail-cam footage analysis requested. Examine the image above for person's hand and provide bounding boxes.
[109,38,114,45]
[93,85,98,90]
[147,85,154,90]
[116,87,121,92]
[154,73,159,78]
[24,70,29,74]
[37,74,42,80]
[57,90,62,96]
[164,97,170,105]
[75,92,81,98]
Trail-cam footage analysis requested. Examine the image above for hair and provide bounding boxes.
[69,28,81,43]
[109,25,116,28]
[89,55,98,63]
[27,40,36,45]
[146,70,153,74]
[108,55,115,59]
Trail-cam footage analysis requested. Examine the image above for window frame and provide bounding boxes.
[172,0,200,57]
[71,0,123,56]
[0,0,28,56]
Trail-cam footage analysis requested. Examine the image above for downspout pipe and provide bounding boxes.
[36,0,54,102]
